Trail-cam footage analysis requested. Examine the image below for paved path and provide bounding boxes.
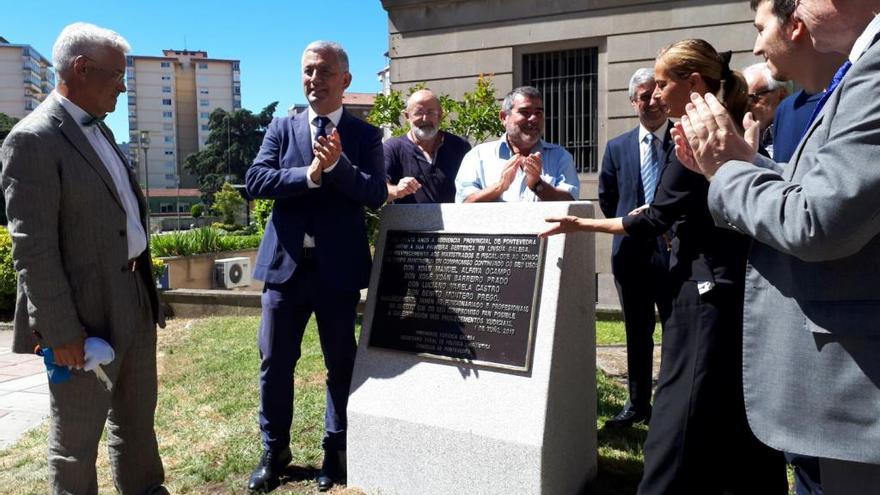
[0,330,49,450]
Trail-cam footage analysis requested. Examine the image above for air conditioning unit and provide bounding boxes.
[215,257,251,288]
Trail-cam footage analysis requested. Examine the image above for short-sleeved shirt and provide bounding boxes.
[454,136,580,202]
[384,131,472,203]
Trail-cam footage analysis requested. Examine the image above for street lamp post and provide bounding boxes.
[140,130,151,215]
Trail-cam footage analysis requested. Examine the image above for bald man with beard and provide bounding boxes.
[384,89,471,204]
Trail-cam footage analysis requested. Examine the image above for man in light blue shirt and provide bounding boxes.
[455,86,579,202]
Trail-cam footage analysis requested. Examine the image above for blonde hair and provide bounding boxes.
[657,39,749,126]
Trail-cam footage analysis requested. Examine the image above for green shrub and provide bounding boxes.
[190,203,204,219]
[253,199,273,234]
[150,227,261,258]
[0,226,16,312]
[212,182,245,226]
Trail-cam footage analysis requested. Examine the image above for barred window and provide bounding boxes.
[522,47,599,173]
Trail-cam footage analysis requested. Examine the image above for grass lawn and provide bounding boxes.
[596,319,662,346]
[0,317,653,494]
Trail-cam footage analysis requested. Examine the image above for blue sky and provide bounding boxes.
[4,0,390,141]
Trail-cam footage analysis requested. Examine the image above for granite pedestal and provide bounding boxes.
[348,201,596,495]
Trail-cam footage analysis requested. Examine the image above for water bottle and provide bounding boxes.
[38,347,71,384]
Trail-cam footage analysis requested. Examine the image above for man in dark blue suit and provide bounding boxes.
[598,68,673,428]
[244,40,387,493]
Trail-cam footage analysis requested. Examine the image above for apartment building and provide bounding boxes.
[0,36,54,120]
[127,49,240,189]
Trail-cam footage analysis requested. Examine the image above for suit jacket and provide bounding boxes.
[621,154,751,288]
[598,123,673,276]
[245,109,386,290]
[708,37,880,463]
[0,96,163,355]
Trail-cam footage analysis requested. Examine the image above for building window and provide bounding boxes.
[163,123,173,131]
[200,112,210,119]
[233,85,240,95]
[126,56,134,67]
[162,99,172,105]
[164,174,177,181]
[522,47,599,173]
[233,61,240,70]
[200,99,209,107]
[164,136,173,143]
[198,62,208,69]
[164,150,174,156]
[163,111,173,118]
[162,86,171,93]
[161,75,171,81]
[160,203,174,213]
[201,125,209,131]
[160,61,171,68]
[199,89,209,95]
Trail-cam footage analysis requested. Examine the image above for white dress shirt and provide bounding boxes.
[850,14,880,63]
[54,92,147,260]
[302,105,343,247]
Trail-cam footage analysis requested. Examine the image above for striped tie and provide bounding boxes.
[641,133,659,204]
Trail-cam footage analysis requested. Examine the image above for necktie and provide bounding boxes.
[81,114,105,127]
[313,115,330,142]
[802,60,852,136]
[641,133,659,204]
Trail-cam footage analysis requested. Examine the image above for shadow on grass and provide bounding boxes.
[583,371,647,495]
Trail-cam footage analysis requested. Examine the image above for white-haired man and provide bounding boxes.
[0,23,167,494]
[597,68,673,429]
[742,62,791,157]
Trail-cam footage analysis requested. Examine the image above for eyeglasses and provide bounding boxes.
[747,88,775,104]
[82,56,126,84]
[410,110,441,118]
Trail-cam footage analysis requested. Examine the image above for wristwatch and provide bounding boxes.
[531,181,545,194]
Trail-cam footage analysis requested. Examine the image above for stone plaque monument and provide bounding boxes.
[347,202,596,495]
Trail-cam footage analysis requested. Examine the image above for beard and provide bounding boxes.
[412,124,439,141]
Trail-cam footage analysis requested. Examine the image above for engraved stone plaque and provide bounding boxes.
[369,231,545,371]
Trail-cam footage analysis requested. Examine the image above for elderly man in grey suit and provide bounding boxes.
[673,1,880,492]
[0,23,167,494]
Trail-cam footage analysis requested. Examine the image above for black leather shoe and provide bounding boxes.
[248,447,292,493]
[317,450,346,492]
[604,405,651,429]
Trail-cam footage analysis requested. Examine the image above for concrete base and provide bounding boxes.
[348,202,597,495]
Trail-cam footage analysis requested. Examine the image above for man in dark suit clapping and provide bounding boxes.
[245,41,387,493]
[598,68,673,429]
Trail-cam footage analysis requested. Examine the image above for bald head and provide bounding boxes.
[404,89,443,142]
[406,90,440,112]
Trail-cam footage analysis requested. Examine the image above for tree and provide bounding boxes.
[184,102,278,205]
[367,75,504,144]
[211,182,245,226]
[0,112,18,143]
[0,113,19,225]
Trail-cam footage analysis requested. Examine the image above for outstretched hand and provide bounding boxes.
[539,215,585,238]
